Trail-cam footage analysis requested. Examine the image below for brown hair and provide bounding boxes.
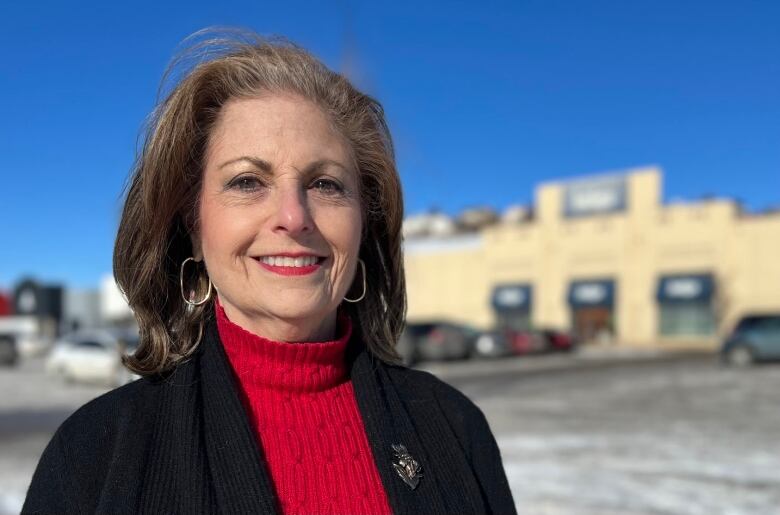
[114,30,406,375]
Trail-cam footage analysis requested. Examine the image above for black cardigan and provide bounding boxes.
[23,314,516,514]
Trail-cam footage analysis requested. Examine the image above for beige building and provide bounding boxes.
[403,166,780,349]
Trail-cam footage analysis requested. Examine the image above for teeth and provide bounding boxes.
[260,256,319,267]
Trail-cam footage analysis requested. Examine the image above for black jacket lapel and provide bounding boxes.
[139,347,213,513]
[350,348,450,514]
[200,315,280,514]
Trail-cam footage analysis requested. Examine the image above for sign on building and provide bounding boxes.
[656,274,715,304]
[568,279,616,307]
[563,175,627,217]
[492,284,533,311]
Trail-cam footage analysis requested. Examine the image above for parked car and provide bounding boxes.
[539,329,577,353]
[471,328,543,358]
[505,329,546,355]
[0,334,19,366]
[46,329,139,385]
[472,330,513,359]
[472,327,576,359]
[397,321,478,364]
[721,314,780,366]
[395,327,419,365]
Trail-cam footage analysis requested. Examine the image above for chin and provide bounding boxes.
[261,299,331,323]
[269,309,326,323]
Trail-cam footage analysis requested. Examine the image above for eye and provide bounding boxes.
[228,175,265,194]
[310,178,344,196]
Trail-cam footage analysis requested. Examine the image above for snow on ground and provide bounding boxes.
[500,431,780,515]
[480,361,780,515]
[0,440,37,515]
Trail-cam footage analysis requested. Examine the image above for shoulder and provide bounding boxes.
[384,364,473,404]
[55,358,197,440]
[24,377,164,514]
[53,351,204,456]
[25,365,200,514]
[25,358,203,513]
[383,364,494,442]
[54,376,159,444]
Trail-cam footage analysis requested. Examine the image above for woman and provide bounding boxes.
[24,32,516,515]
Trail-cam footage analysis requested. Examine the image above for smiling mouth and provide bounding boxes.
[256,255,326,268]
[253,255,327,276]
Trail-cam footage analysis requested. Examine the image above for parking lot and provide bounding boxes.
[2,350,779,514]
[447,354,780,515]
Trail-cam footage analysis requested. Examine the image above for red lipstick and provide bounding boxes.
[254,255,325,276]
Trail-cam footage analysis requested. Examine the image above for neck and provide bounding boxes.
[215,299,352,392]
[216,293,337,342]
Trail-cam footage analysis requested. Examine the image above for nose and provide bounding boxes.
[271,181,313,235]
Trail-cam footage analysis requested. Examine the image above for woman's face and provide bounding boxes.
[195,94,362,341]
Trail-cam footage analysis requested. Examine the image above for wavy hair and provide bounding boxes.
[114,29,406,375]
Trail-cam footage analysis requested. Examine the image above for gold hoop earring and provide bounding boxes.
[180,257,213,306]
[344,259,366,303]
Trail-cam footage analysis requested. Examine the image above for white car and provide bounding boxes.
[46,329,139,386]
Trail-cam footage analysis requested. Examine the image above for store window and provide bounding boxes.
[657,274,716,337]
[492,284,532,331]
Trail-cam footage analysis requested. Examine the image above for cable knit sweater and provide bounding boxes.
[215,300,392,515]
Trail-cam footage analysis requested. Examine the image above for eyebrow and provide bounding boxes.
[218,156,272,171]
[304,159,352,175]
[218,156,352,176]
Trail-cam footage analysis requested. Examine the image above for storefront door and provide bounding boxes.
[573,307,613,343]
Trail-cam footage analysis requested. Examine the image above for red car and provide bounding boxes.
[505,328,576,356]
[540,329,576,352]
[506,330,545,355]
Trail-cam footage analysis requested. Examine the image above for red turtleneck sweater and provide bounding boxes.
[215,301,393,515]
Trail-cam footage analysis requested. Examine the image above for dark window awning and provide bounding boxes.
[657,274,715,303]
[492,284,533,311]
[568,279,615,308]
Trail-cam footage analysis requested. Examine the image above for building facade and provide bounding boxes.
[404,167,780,349]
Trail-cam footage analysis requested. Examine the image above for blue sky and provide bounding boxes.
[1,0,778,289]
